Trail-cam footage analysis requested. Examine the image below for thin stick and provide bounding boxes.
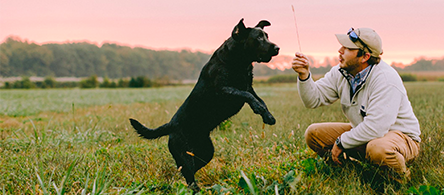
[291,5,302,52]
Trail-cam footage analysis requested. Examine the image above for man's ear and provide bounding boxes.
[362,53,371,63]
[255,20,271,29]
[232,18,247,41]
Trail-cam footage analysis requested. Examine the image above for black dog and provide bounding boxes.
[130,19,279,191]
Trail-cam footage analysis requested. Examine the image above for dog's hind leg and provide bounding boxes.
[188,135,214,172]
[168,133,215,192]
[168,133,200,191]
[188,136,215,193]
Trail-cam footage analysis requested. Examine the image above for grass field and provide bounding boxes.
[0,82,443,194]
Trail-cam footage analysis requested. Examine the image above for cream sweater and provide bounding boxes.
[298,61,421,149]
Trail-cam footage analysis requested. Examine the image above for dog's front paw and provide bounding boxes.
[251,101,268,115]
[262,113,276,125]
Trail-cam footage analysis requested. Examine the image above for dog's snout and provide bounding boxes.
[271,45,280,55]
[274,45,280,53]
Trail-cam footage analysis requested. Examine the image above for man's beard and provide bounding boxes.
[341,57,360,74]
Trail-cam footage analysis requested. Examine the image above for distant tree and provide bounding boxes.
[399,73,417,82]
[129,76,148,88]
[13,77,35,89]
[56,81,78,88]
[117,78,129,88]
[311,65,333,75]
[0,50,10,76]
[79,75,99,88]
[109,81,117,88]
[128,77,138,88]
[129,76,154,88]
[3,82,11,89]
[45,43,81,77]
[100,77,117,88]
[101,43,124,78]
[267,74,298,83]
[42,76,57,88]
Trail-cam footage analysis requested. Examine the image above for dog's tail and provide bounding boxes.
[129,118,172,139]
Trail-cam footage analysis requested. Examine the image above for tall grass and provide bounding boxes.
[0,82,443,194]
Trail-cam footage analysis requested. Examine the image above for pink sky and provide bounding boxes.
[1,0,443,67]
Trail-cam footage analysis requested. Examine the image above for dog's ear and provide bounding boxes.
[232,18,247,41]
[255,20,271,29]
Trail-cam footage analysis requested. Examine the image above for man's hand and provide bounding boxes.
[331,143,344,165]
[292,52,310,80]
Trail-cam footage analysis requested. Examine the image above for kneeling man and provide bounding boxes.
[291,27,421,181]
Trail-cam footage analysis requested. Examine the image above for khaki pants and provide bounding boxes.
[305,122,420,175]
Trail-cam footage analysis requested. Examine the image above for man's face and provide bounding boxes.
[338,46,360,73]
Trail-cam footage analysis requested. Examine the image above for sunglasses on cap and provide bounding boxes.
[347,27,372,54]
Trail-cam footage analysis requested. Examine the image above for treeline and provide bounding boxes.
[2,36,444,81]
[0,36,210,80]
[393,58,444,72]
[2,75,168,89]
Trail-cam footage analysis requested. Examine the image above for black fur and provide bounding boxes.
[129,18,279,192]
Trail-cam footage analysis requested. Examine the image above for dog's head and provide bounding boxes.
[231,18,280,63]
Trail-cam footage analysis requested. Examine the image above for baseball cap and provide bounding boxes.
[335,27,383,57]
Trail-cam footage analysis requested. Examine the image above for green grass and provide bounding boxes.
[0,82,443,194]
[0,87,192,117]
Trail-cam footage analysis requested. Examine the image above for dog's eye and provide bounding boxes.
[257,36,264,41]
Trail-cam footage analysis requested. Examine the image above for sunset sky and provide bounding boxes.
[1,0,443,67]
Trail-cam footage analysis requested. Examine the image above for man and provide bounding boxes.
[291,27,421,181]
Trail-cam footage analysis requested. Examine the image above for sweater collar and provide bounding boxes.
[339,65,374,94]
